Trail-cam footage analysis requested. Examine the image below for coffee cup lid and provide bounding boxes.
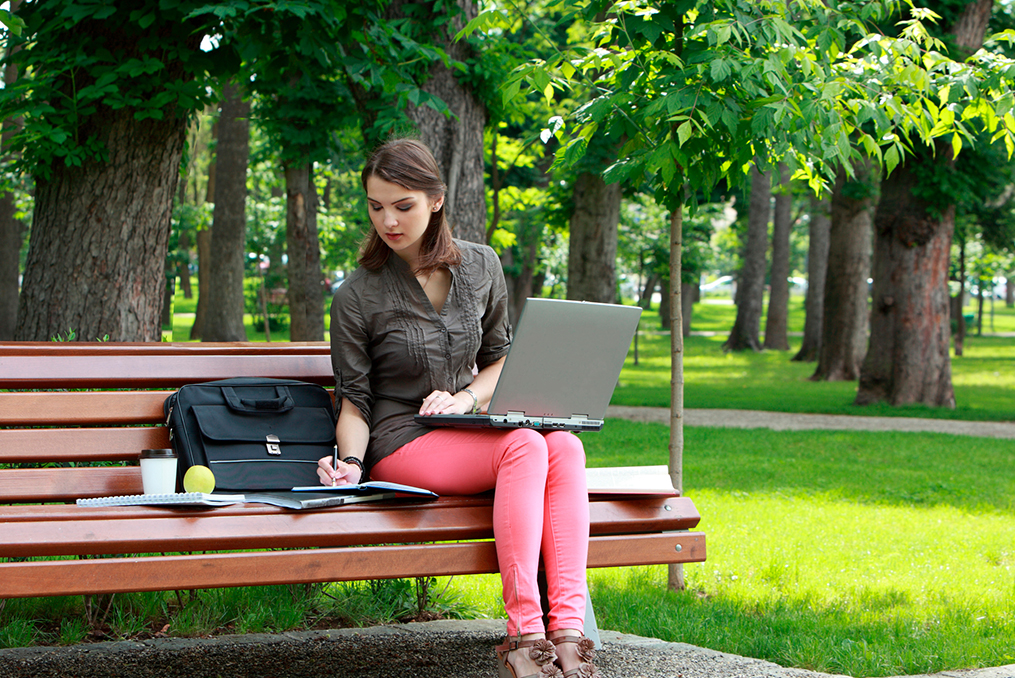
[140,448,177,459]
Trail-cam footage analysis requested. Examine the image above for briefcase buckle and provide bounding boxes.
[266,434,281,456]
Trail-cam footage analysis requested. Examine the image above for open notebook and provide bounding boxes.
[416,298,641,432]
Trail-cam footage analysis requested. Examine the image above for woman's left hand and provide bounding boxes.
[419,390,469,416]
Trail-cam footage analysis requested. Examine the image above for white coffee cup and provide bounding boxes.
[140,449,178,494]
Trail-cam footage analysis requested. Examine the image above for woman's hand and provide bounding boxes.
[317,455,363,486]
[419,390,471,416]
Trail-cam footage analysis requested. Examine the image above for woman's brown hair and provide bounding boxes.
[359,139,461,274]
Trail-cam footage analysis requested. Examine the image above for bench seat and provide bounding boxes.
[0,342,705,602]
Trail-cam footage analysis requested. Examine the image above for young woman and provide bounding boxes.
[318,139,599,678]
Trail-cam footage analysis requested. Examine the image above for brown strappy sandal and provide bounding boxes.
[548,633,601,678]
[495,636,563,678]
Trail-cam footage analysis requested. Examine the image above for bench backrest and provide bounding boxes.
[0,342,333,504]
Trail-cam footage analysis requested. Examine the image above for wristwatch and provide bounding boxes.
[462,388,479,414]
[342,456,366,480]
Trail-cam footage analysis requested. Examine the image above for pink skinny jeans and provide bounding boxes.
[370,427,590,636]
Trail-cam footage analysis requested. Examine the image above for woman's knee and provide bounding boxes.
[545,431,586,465]
[501,427,550,465]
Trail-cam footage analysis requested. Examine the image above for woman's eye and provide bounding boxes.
[398,205,413,212]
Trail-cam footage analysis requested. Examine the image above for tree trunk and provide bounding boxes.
[723,164,769,352]
[792,194,830,362]
[764,163,791,350]
[812,163,875,381]
[0,198,23,341]
[202,83,250,343]
[855,0,990,407]
[285,161,325,342]
[15,109,186,341]
[567,172,621,303]
[0,3,23,341]
[667,205,684,592]
[404,0,486,244]
[856,150,955,407]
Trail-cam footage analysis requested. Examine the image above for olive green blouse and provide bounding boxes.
[329,239,512,470]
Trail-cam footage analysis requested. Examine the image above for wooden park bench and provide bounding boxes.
[0,342,705,623]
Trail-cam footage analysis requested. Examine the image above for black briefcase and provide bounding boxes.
[164,378,337,492]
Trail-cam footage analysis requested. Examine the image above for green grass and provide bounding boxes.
[617,303,1015,422]
[448,421,1015,677]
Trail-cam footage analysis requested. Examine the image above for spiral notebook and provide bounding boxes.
[77,492,245,508]
[76,491,398,510]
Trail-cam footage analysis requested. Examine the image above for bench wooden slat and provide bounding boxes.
[0,532,707,599]
[0,341,331,357]
[0,496,698,558]
[0,467,143,503]
[0,427,168,463]
[0,354,335,388]
[0,391,170,426]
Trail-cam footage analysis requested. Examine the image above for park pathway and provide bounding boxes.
[608,406,1015,439]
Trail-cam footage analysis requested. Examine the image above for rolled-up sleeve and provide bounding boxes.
[476,246,512,369]
[330,281,374,425]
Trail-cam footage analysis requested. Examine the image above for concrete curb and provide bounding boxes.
[1,620,1010,678]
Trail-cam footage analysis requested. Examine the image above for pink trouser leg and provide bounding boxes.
[370,427,589,637]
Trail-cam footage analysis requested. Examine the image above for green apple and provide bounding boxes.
[183,465,216,494]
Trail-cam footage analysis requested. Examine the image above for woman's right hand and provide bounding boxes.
[317,455,363,486]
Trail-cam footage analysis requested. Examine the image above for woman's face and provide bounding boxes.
[365,175,441,264]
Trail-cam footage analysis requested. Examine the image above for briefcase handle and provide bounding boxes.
[222,386,295,413]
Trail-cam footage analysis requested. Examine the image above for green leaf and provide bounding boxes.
[677,120,693,147]
[884,144,900,177]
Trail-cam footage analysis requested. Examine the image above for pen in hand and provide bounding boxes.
[332,446,338,486]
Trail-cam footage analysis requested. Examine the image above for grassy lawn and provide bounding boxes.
[617,300,1015,422]
[449,421,1015,677]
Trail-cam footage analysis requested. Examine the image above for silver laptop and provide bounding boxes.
[415,298,642,432]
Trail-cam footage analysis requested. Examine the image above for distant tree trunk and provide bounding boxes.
[723,164,769,352]
[190,120,217,341]
[660,277,671,330]
[403,0,486,244]
[567,172,621,303]
[190,228,211,340]
[285,162,325,342]
[16,109,188,342]
[953,234,967,356]
[813,163,875,381]
[501,218,544,325]
[177,229,193,299]
[202,82,250,343]
[681,281,695,337]
[764,163,791,350]
[792,194,830,362]
[856,147,954,407]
